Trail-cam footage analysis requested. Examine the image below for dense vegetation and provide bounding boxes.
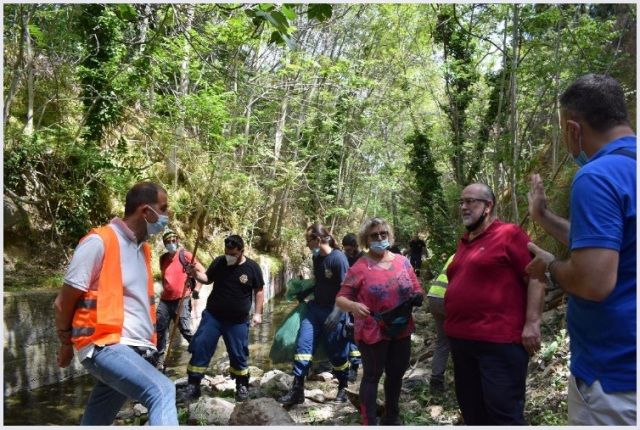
[4,3,636,271]
[3,4,636,425]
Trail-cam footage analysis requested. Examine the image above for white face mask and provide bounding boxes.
[165,243,177,253]
[225,254,238,265]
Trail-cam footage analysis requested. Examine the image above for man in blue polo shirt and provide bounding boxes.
[526,74,636,425]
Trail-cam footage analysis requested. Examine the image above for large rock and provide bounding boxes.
[3,198,28,229]
[259,370,292,393]
[228,398,295,425]
[188,397,235,425]
[307,371,334,382]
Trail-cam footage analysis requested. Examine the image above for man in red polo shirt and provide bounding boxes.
[156,230,204,370]
[444,183,545,425]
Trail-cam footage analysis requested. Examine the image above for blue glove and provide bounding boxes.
[324,306,346,331]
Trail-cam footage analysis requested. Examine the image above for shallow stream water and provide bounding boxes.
[3,296,296,425]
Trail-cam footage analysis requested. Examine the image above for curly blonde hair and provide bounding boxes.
[358,217,394,249]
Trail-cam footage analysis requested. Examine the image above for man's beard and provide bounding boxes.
[465,212,487,232]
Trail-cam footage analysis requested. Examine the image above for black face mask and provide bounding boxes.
[465,207,488,232]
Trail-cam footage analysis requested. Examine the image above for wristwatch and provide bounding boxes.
[545,259,558,288]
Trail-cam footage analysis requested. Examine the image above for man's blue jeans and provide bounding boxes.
[80,343,178,425]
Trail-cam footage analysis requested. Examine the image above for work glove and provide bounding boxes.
[295,287,314,303]
[343,318,355,340]
[191,289,200,300]
[410,293,424,307]
[324,306,347,332]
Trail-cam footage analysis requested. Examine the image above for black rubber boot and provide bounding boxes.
[235,375,250,401]
[278,375,305,406]
[348,363,359,383]
[179,382,201,402]
[335,378,348,403]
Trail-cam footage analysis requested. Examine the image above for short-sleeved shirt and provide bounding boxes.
[312,249,350,307]
[444,220,531,344]
[204,256,264,323]
[409,239,426,256]
[347,251,364,267]
[337,253,423,344]
[159,249,197,301]
[64,218,156,361]
[567,135,636,393]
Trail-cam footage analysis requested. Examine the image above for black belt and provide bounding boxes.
[128,345,160,366]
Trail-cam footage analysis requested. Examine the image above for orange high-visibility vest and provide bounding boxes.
[71,225,157,349]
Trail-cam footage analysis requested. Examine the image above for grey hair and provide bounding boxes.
[358,217,395,249]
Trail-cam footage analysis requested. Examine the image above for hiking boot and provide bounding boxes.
[334,387,348,403]
[235,384,249,402]
[179,382,201,402]
[348,364,359,383]
[278,375,305,406]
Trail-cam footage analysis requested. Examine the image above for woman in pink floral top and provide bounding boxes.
[336,217,423,425]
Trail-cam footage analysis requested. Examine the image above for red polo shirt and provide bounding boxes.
[160,249,196,301]
[444,220,532,343]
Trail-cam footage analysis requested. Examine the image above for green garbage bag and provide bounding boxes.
[270,302,307,364]
[285,278,315,301]
[269,301,330,365]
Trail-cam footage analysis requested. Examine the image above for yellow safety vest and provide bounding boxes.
[427,254,455,299]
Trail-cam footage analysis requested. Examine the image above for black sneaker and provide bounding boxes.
[235,385,249,402]
[334,387,348,403]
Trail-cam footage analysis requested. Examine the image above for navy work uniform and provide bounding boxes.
[186,256,264,389]
[293,249,351,382]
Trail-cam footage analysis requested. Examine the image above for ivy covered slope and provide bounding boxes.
[3,3,635,277]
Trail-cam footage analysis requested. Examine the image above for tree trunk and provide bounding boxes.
[170,4,194,189]
[274,93,289,161]
[4,5,33,127]
[24,10,34,137]
[509,4,520,223]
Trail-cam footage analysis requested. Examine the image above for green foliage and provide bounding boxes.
[3,4,634,300]
[407,130,457,262]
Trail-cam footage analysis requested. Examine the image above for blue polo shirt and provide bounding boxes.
[568,135,636,393]
[312,249,349,307]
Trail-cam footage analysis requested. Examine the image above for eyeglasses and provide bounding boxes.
[458,198,488,207]
[369,231,389,240]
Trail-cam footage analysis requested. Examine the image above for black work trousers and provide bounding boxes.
[449,337,529,425]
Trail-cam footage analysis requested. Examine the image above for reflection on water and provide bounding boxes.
[3,296,296,425]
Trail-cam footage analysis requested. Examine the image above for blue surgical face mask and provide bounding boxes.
[146,206,169,236]
[165,243,177,253]
[572,134,589,167]
[312,247,320,257]
[370,239,390,253]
